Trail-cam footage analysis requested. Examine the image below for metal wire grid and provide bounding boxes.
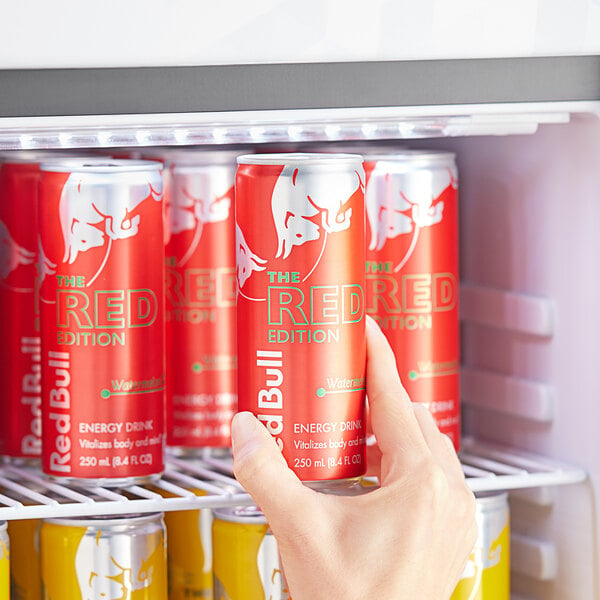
[0,441,587,520]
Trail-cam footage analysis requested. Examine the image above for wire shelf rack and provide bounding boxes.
[0,440,586,520]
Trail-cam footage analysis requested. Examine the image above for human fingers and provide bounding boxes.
[365,316,429,479]
[411,404,465,484]
[231,412,314,532]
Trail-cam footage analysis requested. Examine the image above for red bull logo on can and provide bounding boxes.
[165,176,233,263]
[51,170,163,279]
[41,515,167,600]
[74,530,163,599]
[237,163,364,295]
[366,163,456,264]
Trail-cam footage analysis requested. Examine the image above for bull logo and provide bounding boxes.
[166,175,234,266]
[213,577,232,600]
[58,171,163,284]
[236,223,267,290]
[272,165,363,260]
[366,164,456,270]
[257,535,290,600]
[199,508,213,576]
[74,529,163,599]
[236,164,364,293]
[38,237,57,285]
[0,219,35,291]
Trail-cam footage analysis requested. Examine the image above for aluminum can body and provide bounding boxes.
[212,506,289,600]
[40,512,167,599]
[0,154,44,462]
[451,492,510,599]
[39,159,166,486]
[236,153,367,482]
[164,150,238,451]
[364,150,460,448]
[163,487,213,599]
[9,518,41,600]
[0,521,8,599]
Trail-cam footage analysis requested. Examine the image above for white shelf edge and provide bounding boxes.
[0,101,597,150]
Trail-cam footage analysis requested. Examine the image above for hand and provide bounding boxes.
[232,316,477,600]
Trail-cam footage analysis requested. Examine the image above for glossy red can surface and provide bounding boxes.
[0,155,43,461]
[236,153,367,481]
[39,159,166,485]
[163,150,238,450]
[364,150,460,448]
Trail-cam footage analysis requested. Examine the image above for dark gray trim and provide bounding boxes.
[0,56,599,118]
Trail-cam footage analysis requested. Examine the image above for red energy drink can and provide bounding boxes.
[39,159,166,486]
[163,150,238,452]
[364,150,460,448]
[236,153,367,482]
[0,152,44,463]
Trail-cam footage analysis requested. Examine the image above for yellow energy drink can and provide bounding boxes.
[163,488,213,599]
[212,506,289,600]
[8,518,41,600]
[0,520,9,599]
[452,491,510,599]
[40,512,167,600]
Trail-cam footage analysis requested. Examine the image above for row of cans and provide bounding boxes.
[0,144,459,485]
[3,490,509,599]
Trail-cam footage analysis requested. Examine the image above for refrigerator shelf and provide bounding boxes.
[0,102,588,151]
[0,440,586,521]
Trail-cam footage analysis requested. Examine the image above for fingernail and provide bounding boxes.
[231,411,261,458]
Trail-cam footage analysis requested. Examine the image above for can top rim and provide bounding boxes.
[45,512,163,527]
[474,491,509,505]
[144,148,246,168]
[213,505,267,524]
[40,158,163,173]
[363,149,456,163]
[237,152,363,166]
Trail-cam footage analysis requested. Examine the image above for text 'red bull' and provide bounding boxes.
[47,350,72,473]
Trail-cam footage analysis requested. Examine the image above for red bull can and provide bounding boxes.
[41,512,167,599]
[212,506,289,600]
[364,150,460,448]
[8,518,41,600]
[163,150,238,452]
[0,521,8,599]
[452,492,510,599]
[0,152,48,463]
[236,153,367,483]
[39,159,166,486]
[162,487,213,599]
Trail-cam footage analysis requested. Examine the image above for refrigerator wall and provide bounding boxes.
[434,115,600,599]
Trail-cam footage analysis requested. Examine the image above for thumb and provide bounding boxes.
[231,412,313,527]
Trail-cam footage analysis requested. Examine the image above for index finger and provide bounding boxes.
[365,316,429,480]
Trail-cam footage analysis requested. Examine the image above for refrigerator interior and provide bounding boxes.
[0,101,599,600]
